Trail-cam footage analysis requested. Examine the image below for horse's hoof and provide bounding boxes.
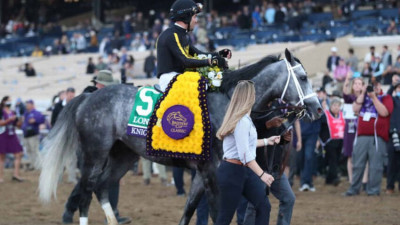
[117,216,132,224]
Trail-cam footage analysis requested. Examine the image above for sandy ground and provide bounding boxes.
[0,168,400,225]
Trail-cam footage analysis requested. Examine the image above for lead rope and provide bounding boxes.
[280,59,316,106]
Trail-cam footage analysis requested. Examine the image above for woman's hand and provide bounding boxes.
[261,172,275,187]
[8,115,17,122]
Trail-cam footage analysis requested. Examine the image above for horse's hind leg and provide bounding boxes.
[78,145,117,225]
[179,171,206,225]
[94,142,139,225]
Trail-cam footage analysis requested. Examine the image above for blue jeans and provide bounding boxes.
[216,161,271,225]
[173,167,195,195]
[236,196,249,225]
[242,174,295,225]
[300,134,318,186]
[196,193,209,225]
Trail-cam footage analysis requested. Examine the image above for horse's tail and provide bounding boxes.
[38,94,86,203]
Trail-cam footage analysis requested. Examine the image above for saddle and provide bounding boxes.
[127,72,212,161]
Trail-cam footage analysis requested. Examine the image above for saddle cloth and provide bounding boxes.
[126,86,162,137]
[146,71,212,161]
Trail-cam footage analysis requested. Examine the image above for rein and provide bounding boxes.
[251,105,306,120]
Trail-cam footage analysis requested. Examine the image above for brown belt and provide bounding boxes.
[224,158,247,166]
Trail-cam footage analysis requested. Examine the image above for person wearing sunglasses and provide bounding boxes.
[216,80,281,225]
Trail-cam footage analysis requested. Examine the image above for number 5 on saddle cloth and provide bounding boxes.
[126,71,212,161]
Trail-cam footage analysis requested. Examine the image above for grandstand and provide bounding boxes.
[1,1,399,111]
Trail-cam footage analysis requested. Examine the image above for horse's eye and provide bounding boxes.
[300,76,307,81]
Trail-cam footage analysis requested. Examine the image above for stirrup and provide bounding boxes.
[153,84,163,94]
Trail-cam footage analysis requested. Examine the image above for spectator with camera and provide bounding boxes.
[344,80,393,196]
[386,75,400,194]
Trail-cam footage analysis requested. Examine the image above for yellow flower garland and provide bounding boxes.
[151,72,204,155]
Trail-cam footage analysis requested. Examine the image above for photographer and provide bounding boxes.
[344,80,393,196]
[386,75,400,194]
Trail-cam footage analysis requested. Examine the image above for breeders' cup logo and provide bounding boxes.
[162,105,194,140]
[167,111,188,128]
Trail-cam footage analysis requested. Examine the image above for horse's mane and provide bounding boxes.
[220,55,280,93]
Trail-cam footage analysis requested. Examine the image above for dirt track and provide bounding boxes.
[0,169,399,225]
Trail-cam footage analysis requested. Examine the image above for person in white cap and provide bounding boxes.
[371,53,384,83]
[326,46,340,73]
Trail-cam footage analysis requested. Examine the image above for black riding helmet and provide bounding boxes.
[170,0,203,25]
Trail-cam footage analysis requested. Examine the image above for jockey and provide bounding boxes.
[156,0,232,91]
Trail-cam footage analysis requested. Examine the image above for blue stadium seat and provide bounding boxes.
[39,37,56,48]
[307,13,333,24]
[213,39,229,46]
[215,26,238,38]
[351,10,379,19]
[99,27,114,36]
[329,26,352,38]
[254,30,277,43]
[228,38,256,48]
[379,9,399,20]
[355,17,380,28]
[301,33,328,42]
[353,29,371,37]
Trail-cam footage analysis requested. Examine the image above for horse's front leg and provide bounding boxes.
[178,171,205,225]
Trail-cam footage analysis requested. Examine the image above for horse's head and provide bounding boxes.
[253,49,322,120]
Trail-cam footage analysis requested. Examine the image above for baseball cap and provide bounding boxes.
[66,87,76,93]
[25,99,34,104]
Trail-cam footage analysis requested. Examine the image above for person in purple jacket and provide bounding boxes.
[22,99,45,171]
[0,96,24,182]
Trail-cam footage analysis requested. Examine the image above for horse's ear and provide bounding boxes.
[284,48,295,65]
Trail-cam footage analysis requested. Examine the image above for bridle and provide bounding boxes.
[280,59,316,107]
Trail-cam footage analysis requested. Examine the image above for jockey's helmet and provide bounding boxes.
[170,0,203,25]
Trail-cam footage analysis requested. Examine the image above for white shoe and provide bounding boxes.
[309,186,316,192]
[299,184,310,192]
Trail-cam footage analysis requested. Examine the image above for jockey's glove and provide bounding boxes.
[218,49,232,58]
[211,55,227,68]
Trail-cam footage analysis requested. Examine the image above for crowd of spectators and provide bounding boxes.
[1,0,399,60]
[294,44,400,195]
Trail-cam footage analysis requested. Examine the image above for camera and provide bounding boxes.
[367,85,374,93]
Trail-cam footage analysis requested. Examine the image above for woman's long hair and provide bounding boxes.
[0,96,9,110]
[216,81,255,140]
[351,77,364,95]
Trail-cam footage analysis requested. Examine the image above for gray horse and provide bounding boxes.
[38,49,322,225]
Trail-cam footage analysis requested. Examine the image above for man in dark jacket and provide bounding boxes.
[326,47,340,72]
[386,75,400,194]
[51,87,75,126]
[144,51,156,78]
